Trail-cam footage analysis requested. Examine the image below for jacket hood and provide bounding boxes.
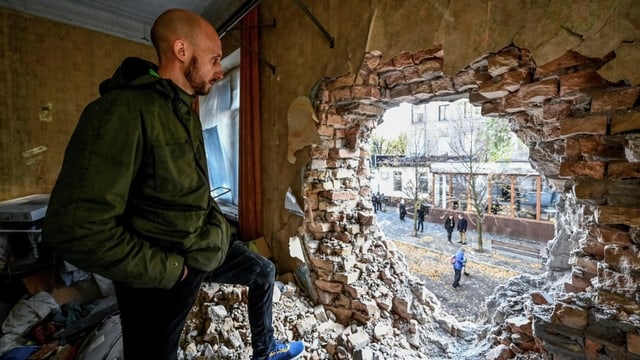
[99,57,160,95]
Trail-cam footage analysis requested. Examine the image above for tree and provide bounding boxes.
[401,130,433,236]
[479,117,513,162]
[385,133,408,155]
[370,132,408,156]
[448,113,513,251]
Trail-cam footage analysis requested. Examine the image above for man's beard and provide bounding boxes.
[185,56,211,96]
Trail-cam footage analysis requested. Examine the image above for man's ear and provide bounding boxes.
[172,39,190,62]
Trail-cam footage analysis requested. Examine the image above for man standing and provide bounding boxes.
[452,247,467,289]
[416,205,425,232]
[457,214,468,244]
[43,9,302,360]
[444,215,455,242]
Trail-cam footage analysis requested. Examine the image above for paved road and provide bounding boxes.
[373,207,546,273]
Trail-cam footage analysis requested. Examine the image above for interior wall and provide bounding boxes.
[257,0,640,267]
[0,7,155,201]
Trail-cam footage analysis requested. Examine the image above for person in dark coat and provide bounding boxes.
[457,214,468,244]
[444,215,455,242]
[416,205,426,232]
[399,200,407,221]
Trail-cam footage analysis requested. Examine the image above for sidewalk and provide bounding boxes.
[374,208,546,274]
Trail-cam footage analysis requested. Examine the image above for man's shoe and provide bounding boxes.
[253,341,304,360]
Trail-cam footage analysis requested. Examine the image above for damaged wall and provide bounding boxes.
[257,0,640,358]
[0,8,156,201]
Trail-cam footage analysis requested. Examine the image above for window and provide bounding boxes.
[438,104,448,121]
[412,112,424,124]
[199,50,240,207]
[393,171,402,191]
[418,172,429,193]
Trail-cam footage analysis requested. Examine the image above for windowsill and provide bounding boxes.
[217,203,238,223]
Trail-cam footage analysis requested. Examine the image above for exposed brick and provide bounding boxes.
[315,279,343,293]
[331,87,352,103]
[585,337,605,359]
[411,81,433,99]
[604,245,640,273]
[357,211,375,226]
[559,161,606,178]
[574,181,606,204]
[518,78,558,103]
[318,190,358,201]
[412,45,444,63]
[607,161,640,179]
[326,113,345,127]
[389,84,412,99]
[580,233,606,258]
[376,58,395,73]
[362,51,383,72]
[481,100,505,116]
[416,58,443,79]
[536,50,597,78]
[565,136,625,161]
[452,68,478,92]
[487,47,520,77]
[593,225,632,246]
[392,51,415,68]
[318,125,334,137]
[351,85,381,100]
[402,65,421,82]
[380,70,406,88]
[503,92,527,113]
[598,267,640,301]
[598,206,640,226]
[574,255,599,275]
[559,69,611,97]
[550,303,588,330]
[478,69,530,98]
[310,148,329,159]
[628,333,640,355]
[329,148,360,160]
[324,305,353,325]
[560,115,608,136]
[570,270,592,291]
[543,101,571,122]
[591,86,640,113]
[611,111,640,135]
[429,76,455,95]
[332,74,357,89]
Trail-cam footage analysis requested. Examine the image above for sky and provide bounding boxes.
[376,102,412,139]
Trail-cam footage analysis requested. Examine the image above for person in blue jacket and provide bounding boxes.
[452,247,467,289]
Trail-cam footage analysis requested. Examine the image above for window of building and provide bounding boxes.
[438,104,448,121]
[393,171,402,191]
[412,112,424,124]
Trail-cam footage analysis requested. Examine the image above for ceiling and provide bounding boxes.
[0,0,260,44]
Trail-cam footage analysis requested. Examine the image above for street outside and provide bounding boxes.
[374,207,544,322]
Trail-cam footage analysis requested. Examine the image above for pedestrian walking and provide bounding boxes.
[451,247,467,289]
[444,215,455,242]
[399,200,407,221]
[457,214,468,244]
[416,205,425,232]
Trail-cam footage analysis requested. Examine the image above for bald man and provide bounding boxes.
[44,9,303,360]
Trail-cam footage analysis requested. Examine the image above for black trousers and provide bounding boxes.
[115,241,276,360]
[453,268,462,288]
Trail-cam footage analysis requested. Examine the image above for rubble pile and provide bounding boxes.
[179,234,477,360]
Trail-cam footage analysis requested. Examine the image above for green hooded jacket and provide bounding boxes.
[43,57,232,289]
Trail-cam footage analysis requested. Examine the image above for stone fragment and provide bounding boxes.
[484,344,515,360]
[550,303,588,329]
